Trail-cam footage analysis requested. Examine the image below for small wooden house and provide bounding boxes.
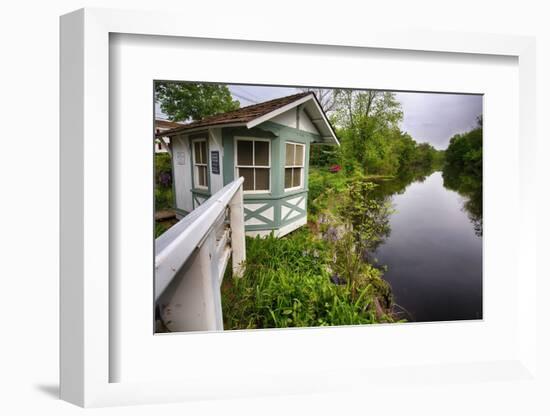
[158,92,339,237]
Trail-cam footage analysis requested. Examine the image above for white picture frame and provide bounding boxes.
[60,7,538,408]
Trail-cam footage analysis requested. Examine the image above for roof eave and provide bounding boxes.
[245,93,340,146]
[155,122,246,138]
[245,94,314,130]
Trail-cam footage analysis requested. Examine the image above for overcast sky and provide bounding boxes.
[156,84,482,150]
[229,85,482,150]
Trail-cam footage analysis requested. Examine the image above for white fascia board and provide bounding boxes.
[245,95,313,129]
[246,94,339,146]
[308,98,340,146]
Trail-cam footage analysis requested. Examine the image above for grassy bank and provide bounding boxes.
[222,229,396,329]
[221,167,400,329]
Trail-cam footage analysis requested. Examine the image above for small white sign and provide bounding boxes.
[176,151,185,165]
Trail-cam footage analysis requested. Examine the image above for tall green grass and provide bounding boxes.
[221,230,395,329]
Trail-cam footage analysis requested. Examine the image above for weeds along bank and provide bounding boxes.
[222,169,401,329]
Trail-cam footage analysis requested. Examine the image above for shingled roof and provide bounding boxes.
[156,91,339,145]
[156,92,311,135]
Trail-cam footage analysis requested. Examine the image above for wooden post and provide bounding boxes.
[198,233,224,331]
[229,185,246,277]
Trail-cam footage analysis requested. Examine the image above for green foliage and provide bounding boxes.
[444,126,482,181]
[155,187,173,211]
[339,179,393,252]
[155,153,174,211]
[307,168,351,215]
[333,90,402,175]
[442,118,483,235]
[155,221,169,238]
[309,144,339,167]
[321,89,442,177]
[155,152,172,176]
[155,82,240,122]
[221,230,395,329]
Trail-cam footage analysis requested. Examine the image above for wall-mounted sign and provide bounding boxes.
[211,150,220,175]
[176,151,185,165]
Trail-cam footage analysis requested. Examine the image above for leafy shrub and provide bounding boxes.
[155,187,173,211]
[155,153,172,183]
[155,153,174,211]
[307,167,350,215]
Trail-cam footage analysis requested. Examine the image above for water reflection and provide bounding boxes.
[442,166,483,237]
[372,171,483,322]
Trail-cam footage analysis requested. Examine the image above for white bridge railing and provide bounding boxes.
[155,177,245,332]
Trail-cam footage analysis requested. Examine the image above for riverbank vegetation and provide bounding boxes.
[442,116,483,235]
[222,177,398,329]
[221,229,395,329]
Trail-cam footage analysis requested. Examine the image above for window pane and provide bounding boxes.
[254,141,269,166]
[200,141,207,164]
[255,168,269,191]
[292,168,302,188]
[285,168,293,189]
[285,143,294,166]
[198,166,208,187]
[295,145,304,166]
[239,168,254,191]
[194,142,202,164]
[237,141,253,165]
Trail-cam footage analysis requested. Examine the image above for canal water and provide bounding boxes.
[373,171,482,322]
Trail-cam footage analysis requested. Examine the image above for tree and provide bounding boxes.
[155,82,240,122]
[299,87,339,114]
[333,90,403,175]
[442,116,483,236]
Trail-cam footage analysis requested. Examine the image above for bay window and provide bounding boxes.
[236,138,270,192]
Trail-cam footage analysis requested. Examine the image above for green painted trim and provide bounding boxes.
[222,125,277,186]
[191,188,211,196]
[242,190,308,232]
[243,188,307,200]
[280,194,307,226]
[243,200,277,228]
[222,128,234,186]
[219,121,319,234]
[191,189,211,209]
[261,121,321,143]
[174,207,189,216]
[189,139,195,197]
[169,149,177,210]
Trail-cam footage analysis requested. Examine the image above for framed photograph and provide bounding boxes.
[60,8,538,408]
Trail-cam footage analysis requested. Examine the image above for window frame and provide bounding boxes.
[234,137,271,194]
[192,137,209,190]
[284,141,306,192]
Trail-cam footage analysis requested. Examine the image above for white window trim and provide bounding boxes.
[192,138,208,190]
[284,141,306,192]
[234,137,271,194]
